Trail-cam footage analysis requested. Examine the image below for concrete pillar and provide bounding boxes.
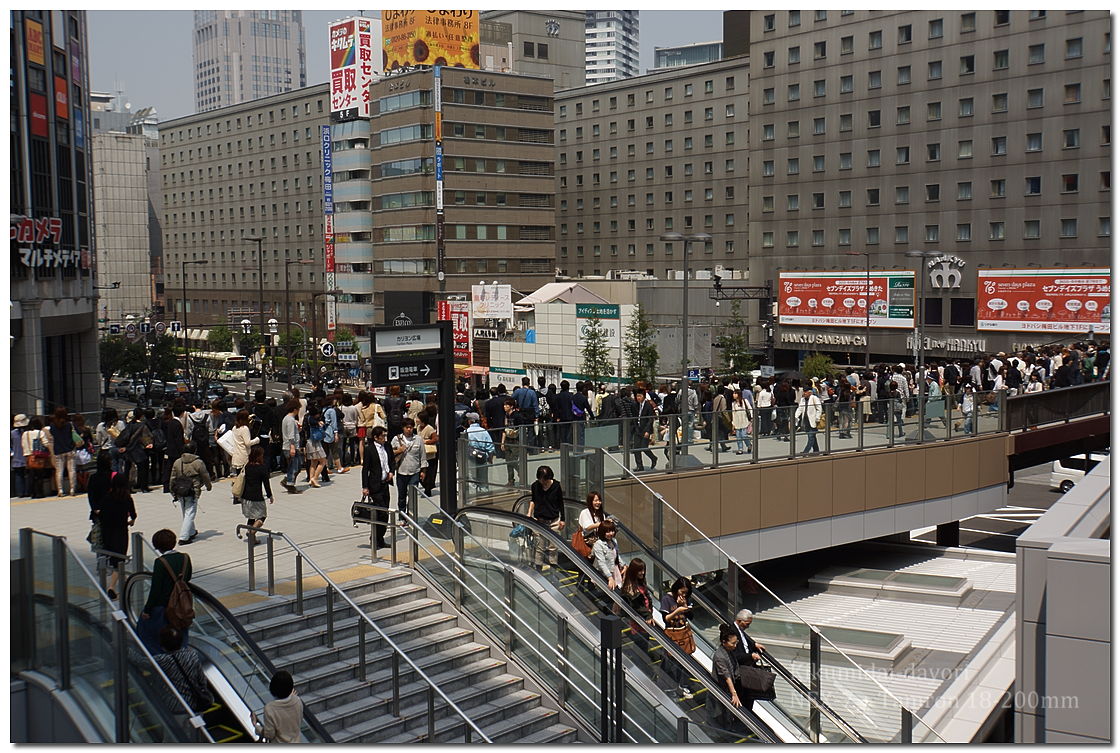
[12,300,46,416]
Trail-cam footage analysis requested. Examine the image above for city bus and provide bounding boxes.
[189,351,250,382]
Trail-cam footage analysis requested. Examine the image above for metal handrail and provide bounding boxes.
[232,524,492,743]
[16,528,213,742]
[597,452,947,742]
[432,504,784,743]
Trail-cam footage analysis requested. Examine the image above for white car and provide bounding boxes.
[1050,452,1108,493]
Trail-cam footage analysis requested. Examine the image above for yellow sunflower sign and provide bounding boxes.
[383,10,480,71]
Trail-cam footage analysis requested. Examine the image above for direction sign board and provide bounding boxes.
[760,365,775,378]
[139,321,151,334]
[124,323,139,341]
[374,326,442,354]
[109,324,121,335]
[373,358,444,385]
[687,368,701,380]
[337,353,359,363]
[320,341,336,358]
[169,320,182,332]
[154,321,167,336]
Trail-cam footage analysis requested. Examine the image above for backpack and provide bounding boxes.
[537,393,552,419]
[170,459,196,498]
[598,394,618,420]
[149,423,166,452]
[159,555,194,630]
[386,396,405,426]
[189,416,210,449]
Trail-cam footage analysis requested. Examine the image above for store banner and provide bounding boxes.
[328,16,376,118]
[29,93,49,137]
[54,76,68,120]
[438,300,472,363]
[977,268,1110,334]
[779,271,915,329]
[382,10,479,70]
[471,283,513,320]
[25,19,44,65]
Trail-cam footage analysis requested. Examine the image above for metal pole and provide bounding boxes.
[266,534,275,596]
[681,240,691,452]
[391,652,401,716]
[256,237,267,396]
[182,260,188,389]
[864,255,871,370]
[901,708,913,743]
[52,538,70,690]
[810,629,822,743]
[114,619,130,742]
[917,265,928,442]
[285,260,293,390]
[358,619,367,682]
[295,554,304,615]
[312,293,318,378]
[427,685,436,742]
[325,586,334,647]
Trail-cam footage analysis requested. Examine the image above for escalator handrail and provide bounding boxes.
[17,528,212,741]
[220,525,494,744]
[122,571,335,743]
[598,452,946,740]
[511,493,867,743]
[453,505,784,743]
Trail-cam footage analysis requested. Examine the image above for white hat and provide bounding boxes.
[13,414,28,427]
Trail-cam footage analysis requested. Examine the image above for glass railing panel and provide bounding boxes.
[756,407,796,462]
[30,531,60,675]
[860,398,894,450]
[974,391,1003,435]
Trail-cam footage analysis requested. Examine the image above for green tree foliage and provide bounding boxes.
[238,330,263,356]
[207,325,233,352]
[99,337,144,393]
[802,352,837,380]
[580,317,615,386]
[715,300,757,374]
[334,326,355,345]
[624,305,659,385]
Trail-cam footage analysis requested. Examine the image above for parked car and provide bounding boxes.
[207,381,229,397]
[247,368,262,379]
[112,379,135,399]
[1050,452,1108,493]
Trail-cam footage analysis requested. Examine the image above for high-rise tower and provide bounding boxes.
[585,11,639,85]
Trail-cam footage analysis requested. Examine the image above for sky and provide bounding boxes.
[85,9,727,121]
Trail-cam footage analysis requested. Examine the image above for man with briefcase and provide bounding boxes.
[360,426,395,550]
[732,608,775,711]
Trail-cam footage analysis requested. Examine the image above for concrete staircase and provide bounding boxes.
[229,569,579,743]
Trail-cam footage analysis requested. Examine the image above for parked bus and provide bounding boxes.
[189,351,250,382]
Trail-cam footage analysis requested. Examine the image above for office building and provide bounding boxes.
[159,84,331,347]
[481,10,586,89]
[361,68,557,343]
[747,10,1112,362]
[653,41,724,70]
[585,11,640,85]
[555,57,750,280]
[193,10,307,113]
[11,10,100,415]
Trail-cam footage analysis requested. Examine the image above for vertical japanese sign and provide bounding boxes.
[29,93,49,137]
[434,65,445,282]
[329,17,376,119]
[54,76,69,120]
[321,124,336,333]
[25,19,45,65]
[437,300,472,363]
[977,268,1111,334]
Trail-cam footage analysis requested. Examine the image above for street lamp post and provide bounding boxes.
[845,251,872,371]
[243,235,267,396]
[905,250,940,439]
[181,259,206,390]
[660,231,712,449]
[311,289,344,379]
[284,259,313,390]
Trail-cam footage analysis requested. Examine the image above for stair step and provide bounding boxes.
[228,571,414,624]
[518,723,582,744]
[344,687,548,743]
[242,583,429,642]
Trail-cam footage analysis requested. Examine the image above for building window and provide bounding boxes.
[839,191,852,208]
[523,41,535,57]
[991,178,1006,197]
[814,41,826,59]
[788,121,800,138]
[989,222,1006,240]
[763,123,775,141]
[812,229,824,246]
[927,101,942,121]
[995,10,1010,25]
[929,18,944,39]
[839,113,852,131]
[788,46,800,64]
[1027,88,1044,108]
[958,140,973,159]
[992,136,1007,156]
[898,66,911,85]
[961,12,976,32]
[787,230,799,246]
[897,106,911,125]
[895,226,909,243]
[840,75,854,93]
[1024,220,1041,238]
[789,10,801,26]
[956,223,972,241]
[813,155,825,172]
[899,24,912,43]
[838,228,851,246]
[1064,83,1081,104]
[839,152,853,170]
[896,146,910,164]
[1029,44,1046,65]
[763,13,775,31]
[762,231,774,248]
[1064,129,1080,148]
[992,93,1008,113]
[957,181,973,199]
[869,70,882,89]
[925,225,940,242]
[994,49,1009,70]
[896,186,910,204]
[763,50,775,68]
[788,84,801,101]
[927,143,941,161]
[1062,173,1079,192]
[787,158,800,174]
[870,150,883,168]
[869,30,883,50]
[812,117,825,135]
[1025,176,1042,195]
[960,55,975,75]
[959,98,974,117]
[762,195,775,212]
[841,35,853,55]
[813,192,825,209]
[868,109,881,128]
[762,160,775,177]
[814,79,826,97]
[1060,218,1077,238]
[1099,217,1111,237]
[866,227,880,245]
[763,88,775,105]
[787,194,800,210]
[928,60,942,79]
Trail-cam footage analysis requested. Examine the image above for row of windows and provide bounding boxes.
[377,224,553,243]
[763,10,1064,35]
[763,78,1104,106]
[164,173,320,208]
[559,185,737,216]
[163,131,320,164]
[376,157,553,178]
[561,132,737,163]
[759,218,1111,249]
[559,106,734,141]
[559,240,736,257]
[558,76,735,117]
[763,111,1110,143]
[761,145,1113,176]
[561,158,736,187]
[562,214,738,234]
[166,224,322,246]
[378,258,549,276]
[761,173,1112,211]
[163,100,325,143]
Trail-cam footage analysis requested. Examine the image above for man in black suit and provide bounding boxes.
[632,390,658,471]
[361,426,395,550]
[484,385,508,452]
[732,609,767,712]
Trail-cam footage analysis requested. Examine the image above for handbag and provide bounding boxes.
[216,427,238,457]
[86,520,102,550]
[664,623,696,655]
[570,528,592,559]
[230,467,246,498]
[71,427,84,446]
[424,443,437,458]
[469,446,490,464]
[75,447,93,466]
[739,664,777,700]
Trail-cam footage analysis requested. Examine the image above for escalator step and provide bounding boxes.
[211,724,247,744]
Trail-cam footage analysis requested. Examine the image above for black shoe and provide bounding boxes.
[376,540,389,549]
[189,532,198,542]
[178,539,191,546]
[635,466,644,472]
[106,589,117,600]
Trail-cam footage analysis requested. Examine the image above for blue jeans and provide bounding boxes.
[12,467,28,497]
[177,495,198,541]
[396,472,418,513]
[285,450,301,485]
[802,428,819,454]
[735,428,751,453]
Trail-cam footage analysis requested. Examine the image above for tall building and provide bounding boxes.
[10,10,101,415]
[747,9,1112,361]
[555,58,750,280]
[481,10,586,89]
[159,85,331,350]
[585,11,640,85]
[653,41,724,70]
[193,10,307,113]
[359,68,558,344]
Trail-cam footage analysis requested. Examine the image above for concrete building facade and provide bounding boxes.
[159,84,330,345]
[481,10,586,90]
[746,9,1112,362]
[555,57,750,280]
[10,10,101,415]
[585,11,640,85]
[653,41,724,71]
[193,10,307,113]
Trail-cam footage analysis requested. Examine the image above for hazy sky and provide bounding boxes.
[86,9,726,121]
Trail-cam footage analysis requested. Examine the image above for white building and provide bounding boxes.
[584,10,639,85]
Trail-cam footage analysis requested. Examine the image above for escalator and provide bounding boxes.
[123,570,333,743]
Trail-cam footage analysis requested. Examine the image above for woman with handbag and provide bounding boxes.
[730,390,754,455]
[621,558,657,661]
[660,577,698,700]
[229,409,259,478]
[238,445,273,547]
[11,413,29,498]
[416,410,439,498]
[356,392,386,465]
[47,406,79,497]
[302,405,327,488]
[22,417,55,498]
[576,491,607,556]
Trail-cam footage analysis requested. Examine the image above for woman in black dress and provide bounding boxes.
[239,445,273,547]
[94,463,137,599]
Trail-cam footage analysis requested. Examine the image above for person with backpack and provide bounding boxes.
[169,441,212,546]
[118,411,155,493]
[154,626,213,715]
[302,403,327,488]
[95,409,126,473]
[22,416,53,498]
[184,403,214,482]
[321,396,349,475]
[384,385,407,442]
[512,377,539,424]
[140,528,192,654]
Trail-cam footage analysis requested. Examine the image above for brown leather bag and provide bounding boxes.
[570,528,592,559]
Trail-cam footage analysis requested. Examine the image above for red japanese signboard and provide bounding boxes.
[977,268,1111,334]
[54,76,68,120]
[437,300,472,363]
[328,17,376,118]
[778,271,915,329]
[29,93,48,137]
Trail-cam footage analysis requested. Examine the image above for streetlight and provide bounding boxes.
[311,288,344,377]
[181,259,207,389]
[243,235,267,396]
[660,231,712,447]
[844,251,873,371]
[905,250,941,436]
[284,259,314,388]
[268,316,310,390]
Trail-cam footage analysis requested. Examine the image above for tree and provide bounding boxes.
[624,305,659,385]
[237,330,262,357]
[802,352,837,380]
[207,325,233,352]
[580,317,615,386]
[98,336,144,394]
[715,300,757,374]
[334,326,355,345]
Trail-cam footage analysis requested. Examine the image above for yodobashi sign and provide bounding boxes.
[576,303,621,348]
[471,284,513,320]
[779,270,915,329]
[977,268,1110,334]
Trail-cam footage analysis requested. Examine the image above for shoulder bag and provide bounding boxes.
[739,664,777,700]
[570,528,592,559]
[230,466,246,499]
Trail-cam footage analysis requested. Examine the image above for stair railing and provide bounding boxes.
[233,524,492,743]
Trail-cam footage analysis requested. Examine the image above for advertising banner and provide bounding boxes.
[779,270,915,329]
[471,284,513,320]
[977,268,1110,334]
[437,300,472,362]
[29,93,49,137]
[576,304,621,348]
[25,19,44,65]
[382,10,479,71]
[54,76,68,120]
[328,17,376,118]
[321,124,336,332]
